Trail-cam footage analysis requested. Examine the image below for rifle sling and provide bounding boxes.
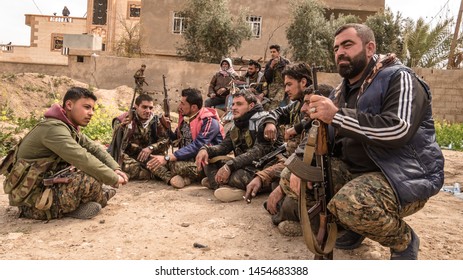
[294,124,337,258]
[209,155,233,164]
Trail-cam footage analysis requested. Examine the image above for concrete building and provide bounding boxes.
[0,0,383,64]
[0,0,141,64]
[140,0,385,59]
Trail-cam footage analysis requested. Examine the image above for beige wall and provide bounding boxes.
[0,15,87,65]
[1,58,461,123]
[140,0,384,60]
[86,0,141,53]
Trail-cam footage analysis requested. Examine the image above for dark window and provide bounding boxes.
[52,34,64,50]
[77,56,84,63]
[129,4,141,18]
[92,0,107,25]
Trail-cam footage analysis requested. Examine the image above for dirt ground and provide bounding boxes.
[0,73,462,260]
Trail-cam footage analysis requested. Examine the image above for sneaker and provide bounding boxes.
[214,186,245,202]
[277,220,302,237]
[170,175,191,189]
[201,177,210,188]
[390,229,420,260]
[335,229,366,250]
[66,202,102,219]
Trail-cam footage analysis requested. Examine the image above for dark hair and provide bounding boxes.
[141,64,146,67]
[62,87,97,107]
[248,59,261,71]
[182,88,203,109]
[335,23,375,45]
[233,89,258,105]
[269,44,281,52]
[135,93,153,105]
[303,84,334,98]
[282,63,313,86]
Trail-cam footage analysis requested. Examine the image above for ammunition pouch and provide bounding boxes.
[4,157,58,208]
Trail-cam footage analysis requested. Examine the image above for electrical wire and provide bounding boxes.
[32,0,43,14]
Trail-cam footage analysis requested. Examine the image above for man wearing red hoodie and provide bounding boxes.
[1,87,128,220]
[147,88,224,188]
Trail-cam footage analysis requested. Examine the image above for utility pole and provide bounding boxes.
[448,0,463,69]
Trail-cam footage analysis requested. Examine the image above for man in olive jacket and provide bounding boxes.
[2,87,128,220]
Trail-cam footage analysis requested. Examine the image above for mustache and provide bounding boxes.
[337,54,351,62]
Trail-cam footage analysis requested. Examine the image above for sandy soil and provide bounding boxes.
[0,149,462,260]
[1,73,462,260]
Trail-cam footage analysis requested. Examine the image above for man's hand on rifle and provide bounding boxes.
[160,114,171,130]
[195,149,209,171]
[289,173,313,196]
[264,123,277,141]
[285,127,297,141]
[308,95,338,124]
[266,186,284,215]
[244,176,263,203]
[137,146,152,163]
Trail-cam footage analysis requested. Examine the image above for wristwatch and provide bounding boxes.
[164,155,170,162]
[148,145,154,151]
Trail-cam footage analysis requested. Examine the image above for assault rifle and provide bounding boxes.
[162,75,170,121]
[285,64,337,260]
[108,86,137,165]
[162,75,174,152]
[253,143,287,169]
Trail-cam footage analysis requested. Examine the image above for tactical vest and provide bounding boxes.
[0,120,67,209]
[229,111,268,156]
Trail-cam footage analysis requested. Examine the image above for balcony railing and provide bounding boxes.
[49,16,73,23]
[1,44,14,52]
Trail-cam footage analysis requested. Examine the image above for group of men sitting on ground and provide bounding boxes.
[1,24,444,260]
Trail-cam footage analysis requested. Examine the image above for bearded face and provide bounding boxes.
[336,47,368,80]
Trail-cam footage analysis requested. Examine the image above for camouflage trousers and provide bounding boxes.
[151,160,203,184]
[19,170,111,220]
[275,158,427,251]
[204,161,262,191]
[327,158,427,251]
[121,154,151,180]
[264,84,287,111]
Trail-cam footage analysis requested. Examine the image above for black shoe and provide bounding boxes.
[66,202,102,219]
[335,230,366,250]
[390,229,420,260]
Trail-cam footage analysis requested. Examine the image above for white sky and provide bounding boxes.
[0,0,461,45]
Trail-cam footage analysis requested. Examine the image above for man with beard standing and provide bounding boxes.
[306,23,444,259]
[196,90,283,202]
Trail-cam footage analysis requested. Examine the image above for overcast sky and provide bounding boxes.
[0,0,460,45]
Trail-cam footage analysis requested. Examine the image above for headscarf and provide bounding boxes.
[219,58,237,77]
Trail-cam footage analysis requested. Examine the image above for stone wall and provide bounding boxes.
[1,57,462,123]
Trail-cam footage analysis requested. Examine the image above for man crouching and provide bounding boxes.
[1,87,128,220]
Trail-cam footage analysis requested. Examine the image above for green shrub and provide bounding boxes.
[81,104,117,145]
[435,120,463,151]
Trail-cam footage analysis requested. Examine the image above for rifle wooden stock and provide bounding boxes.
[290,65,337,260]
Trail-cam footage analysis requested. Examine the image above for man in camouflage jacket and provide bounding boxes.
[196,90,283,203]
